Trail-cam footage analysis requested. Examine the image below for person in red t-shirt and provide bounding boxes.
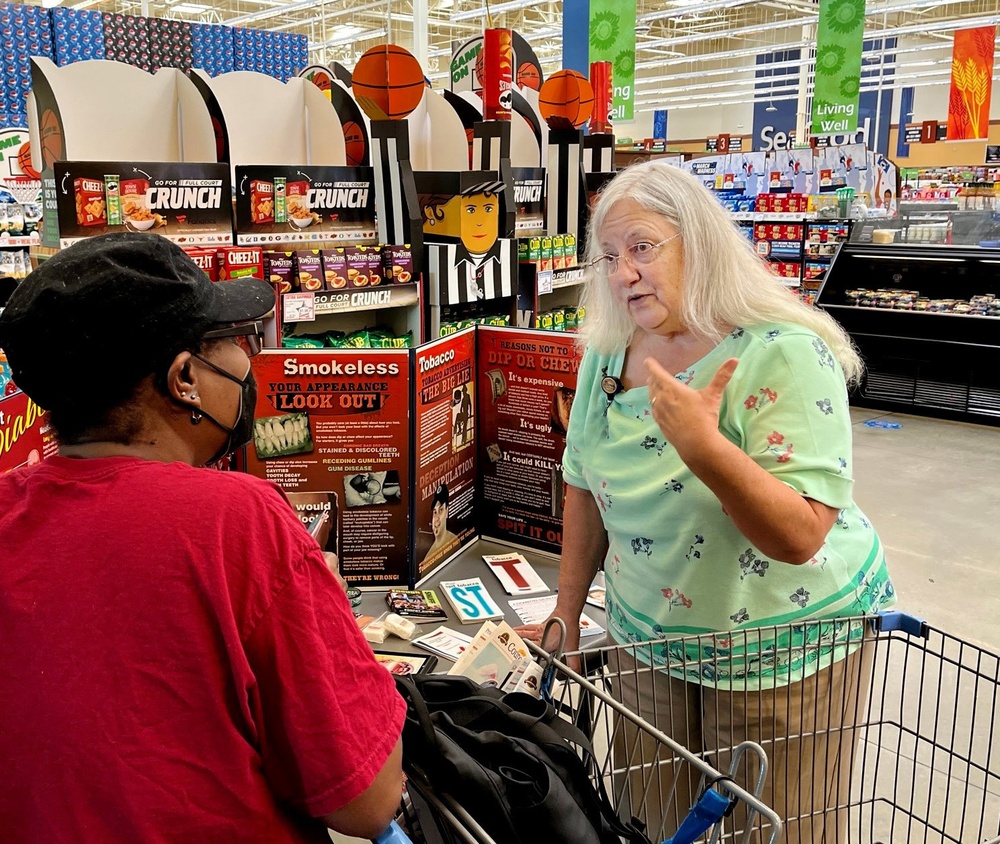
[0,234,405,842]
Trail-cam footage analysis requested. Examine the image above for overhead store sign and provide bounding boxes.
[811,0,866,135]
[946,26,996,141]
[588,0,636,122]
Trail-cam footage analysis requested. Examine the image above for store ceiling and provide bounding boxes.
[28,0,1000,113]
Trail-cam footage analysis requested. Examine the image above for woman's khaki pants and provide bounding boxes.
[610,642,874,844]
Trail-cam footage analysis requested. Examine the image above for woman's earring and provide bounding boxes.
[180,391,187,397]
[190,410,203,425]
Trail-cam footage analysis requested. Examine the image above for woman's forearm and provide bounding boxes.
[680,432,838,564]
[553,484,608,619]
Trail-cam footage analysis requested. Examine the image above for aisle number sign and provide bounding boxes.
[589,0,636,122]
[811,0,866,136]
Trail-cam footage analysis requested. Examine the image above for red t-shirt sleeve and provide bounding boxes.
[243,544,406,818]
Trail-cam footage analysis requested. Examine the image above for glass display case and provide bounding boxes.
[849,206,1000,248]
[816,239,1000,425]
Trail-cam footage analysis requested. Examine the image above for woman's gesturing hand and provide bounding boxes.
[645,356,739,458]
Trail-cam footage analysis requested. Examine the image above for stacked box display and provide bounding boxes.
[147,18,193,73]
[0,2,54,126]
[102,13,150,71]
[190,23,235,77]
[51,7,105,65]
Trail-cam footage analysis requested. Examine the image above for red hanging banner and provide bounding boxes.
[946,26,996,141]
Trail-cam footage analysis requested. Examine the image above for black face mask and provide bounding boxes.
[189,354,257,464]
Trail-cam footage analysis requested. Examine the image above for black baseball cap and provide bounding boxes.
[0,233,274,411]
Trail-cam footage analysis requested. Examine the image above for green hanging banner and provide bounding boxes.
[811,0,867,135]
[589,0,636,122]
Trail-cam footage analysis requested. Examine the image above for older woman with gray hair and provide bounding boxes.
[518,161,895,842]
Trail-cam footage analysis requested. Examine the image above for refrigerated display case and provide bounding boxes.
[816,220,1000,424]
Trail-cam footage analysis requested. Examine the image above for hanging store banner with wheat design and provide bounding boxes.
[589,0,636,122]
[946,26,996,142]
[811,0,866,136]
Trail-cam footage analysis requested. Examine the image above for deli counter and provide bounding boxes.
[815,209,1000,425]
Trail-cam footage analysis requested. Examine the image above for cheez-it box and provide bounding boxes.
[74,178,106,227]
[183,247,218,281]
[250,180,275,225]
[217,246,263,281]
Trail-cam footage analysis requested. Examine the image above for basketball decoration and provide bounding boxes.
[474,47,485,88]
[351,44,426,121]
[538,70,595,130]
[17,142,39,179]
[342,121,366,167]
[517,61,541,91]
[39,109,64,169]
[299,65,334,100]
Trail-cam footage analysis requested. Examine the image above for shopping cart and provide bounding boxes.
[390,611,1000,844]
[392,618,784,844]
[546,611,1000,844]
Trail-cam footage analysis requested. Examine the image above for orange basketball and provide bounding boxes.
[539,69,595,130]
[342,121,365,167]
[351,44,425,121]
[40,109,63,169]
[517,62,541,91]
[569,69,595,127]
[17,142,39,179]
[474,47,485,87]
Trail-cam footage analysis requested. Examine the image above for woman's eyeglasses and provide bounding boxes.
[201,320,265,356]
[586,233,681,275]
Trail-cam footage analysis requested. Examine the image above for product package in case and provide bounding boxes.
[345,245,371,288]
[294,249,323,292]
[383,245,414,284]
[217,246,263,281]
[264,250,295,293]
[367,245,384,286]
[184,247,218,281]
[322,248,347,290]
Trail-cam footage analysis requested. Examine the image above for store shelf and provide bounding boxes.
[732,212,818,222]
[285,283,418,321]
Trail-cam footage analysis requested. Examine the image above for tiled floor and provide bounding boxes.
[333,407,1000,843]
[848,407,1000,652]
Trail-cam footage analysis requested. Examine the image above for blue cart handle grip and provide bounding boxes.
[661,778,736,844]
[373,820,412,844]
[875,610,928,639]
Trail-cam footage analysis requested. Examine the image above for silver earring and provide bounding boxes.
[191,410,203,425]
[180,391,187,397]
[190,393,198,400]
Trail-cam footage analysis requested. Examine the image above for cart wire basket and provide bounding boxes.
[392,611,999,844]
[393,619,784,844]
[550,611,1000,844]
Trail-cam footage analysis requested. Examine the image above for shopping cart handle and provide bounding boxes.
[875,610,928,639]
[372,820,412,844]
[661,787,733,844]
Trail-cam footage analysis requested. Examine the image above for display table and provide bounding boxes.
[357,538,607,666]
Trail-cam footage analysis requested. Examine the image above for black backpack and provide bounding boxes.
[395,673,651,844]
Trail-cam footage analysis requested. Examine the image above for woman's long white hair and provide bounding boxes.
[578,161,863,385]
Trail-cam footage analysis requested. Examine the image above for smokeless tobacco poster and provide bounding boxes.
[476,326,581,553]
[244,349,412,587]
[412,329,479,583]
